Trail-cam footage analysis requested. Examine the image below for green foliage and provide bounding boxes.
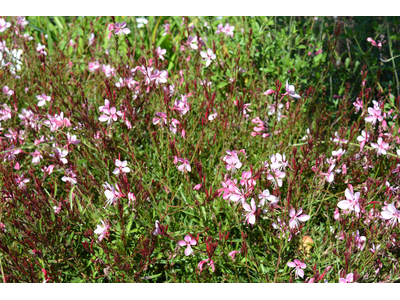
[0,16,400,283]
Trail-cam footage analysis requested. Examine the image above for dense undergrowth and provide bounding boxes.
[1,16,400,282]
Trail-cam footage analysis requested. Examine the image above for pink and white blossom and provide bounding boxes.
[94,219,110,242]
[2,86,14,96]
[178,235,197,256]
[113,159,131,175]
[200,49,216,67]
[371,138,389,156]
[114,22,131,35]
[88,61,100,72]
[30,150,43,164]
[339,273,355,283]
[284,80,301,99]
[287,259,307,278]
[365,107,383,124]
[103,182,124,207]
[381,204,400,227]
[337,188,361,213]
[243,199,256,225]
[357,131,370,151]
[156,47,167,60]
[36,93,51,107]
[177,158,191,173]
[0,18,11,33]
[289,208,310,229]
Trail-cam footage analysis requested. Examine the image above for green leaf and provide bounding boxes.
[218,82,228,89]
[30,24,45,33]
[53,17,64,31]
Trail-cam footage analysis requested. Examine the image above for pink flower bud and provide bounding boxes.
[263,89,275,95]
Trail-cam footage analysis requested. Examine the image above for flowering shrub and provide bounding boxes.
[1,16,400,283]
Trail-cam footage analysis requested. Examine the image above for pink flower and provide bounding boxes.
[269,153,288,170]
[353,230,366,251]
[156,46,167,60]
[200,49,216,67]
[289,208,310,229]
[170,94,190,115]
[353,98,363,113]
[251,117,270,138]
[215,23,224,35]
[128,192,136,206]
[371,137,389,156]
[150,69,168,86]
[36,93,51,107]
[0,18,11,33]
[53,204,61,214]
[339,273,354,283]
[216,23,234,37]
[51,148,68,164]
[102,65,116,77]
[240,171,256,190]
[230,187,246,203]
[162,23,170,36]
[267,168,286,187]
[94,219,110,242]
[320,164,335,183]
[153,220,161,235]
[187,35,199,50]
[178,235,197,256]
[62,169,77,185]
[15,174,30,189]
[30,150,43,164]
[337,188,361,213]
[332,148,346,158]
[365,107,383,124]
[263,89,275,95]
[88,33,95,45]
[198,258,215,273]
[66,132,80,146]
[36,43,47,55]
[103,182,124,207]
[193,184,202,190]
[381,204,400,227]
[367,37,377,47]
[225,156,242,171]
[113,159,130,175]
[284,80,301,99]
[88,61,100,72]
[287,259,307,278]
[0,222,5,232]
[153,112,167,126]
[243,199,257,225]
[357,130,369,151]
[222,23,235,37]
[228,250,239,261]
[3,86,14,96]
[41,165,55,175]
[98,106,122,124]
[177,158,191,173]
[114,22,131,36]
[208,109,218,121]
[258,189,279,208]
[334,207,340,220]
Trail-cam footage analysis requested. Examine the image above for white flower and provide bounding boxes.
[113,159,130,175]
[200,49,216,67]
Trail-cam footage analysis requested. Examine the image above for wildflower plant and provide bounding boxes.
[0,15,400,283]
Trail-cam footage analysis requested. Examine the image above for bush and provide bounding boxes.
[1,16,400,283]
